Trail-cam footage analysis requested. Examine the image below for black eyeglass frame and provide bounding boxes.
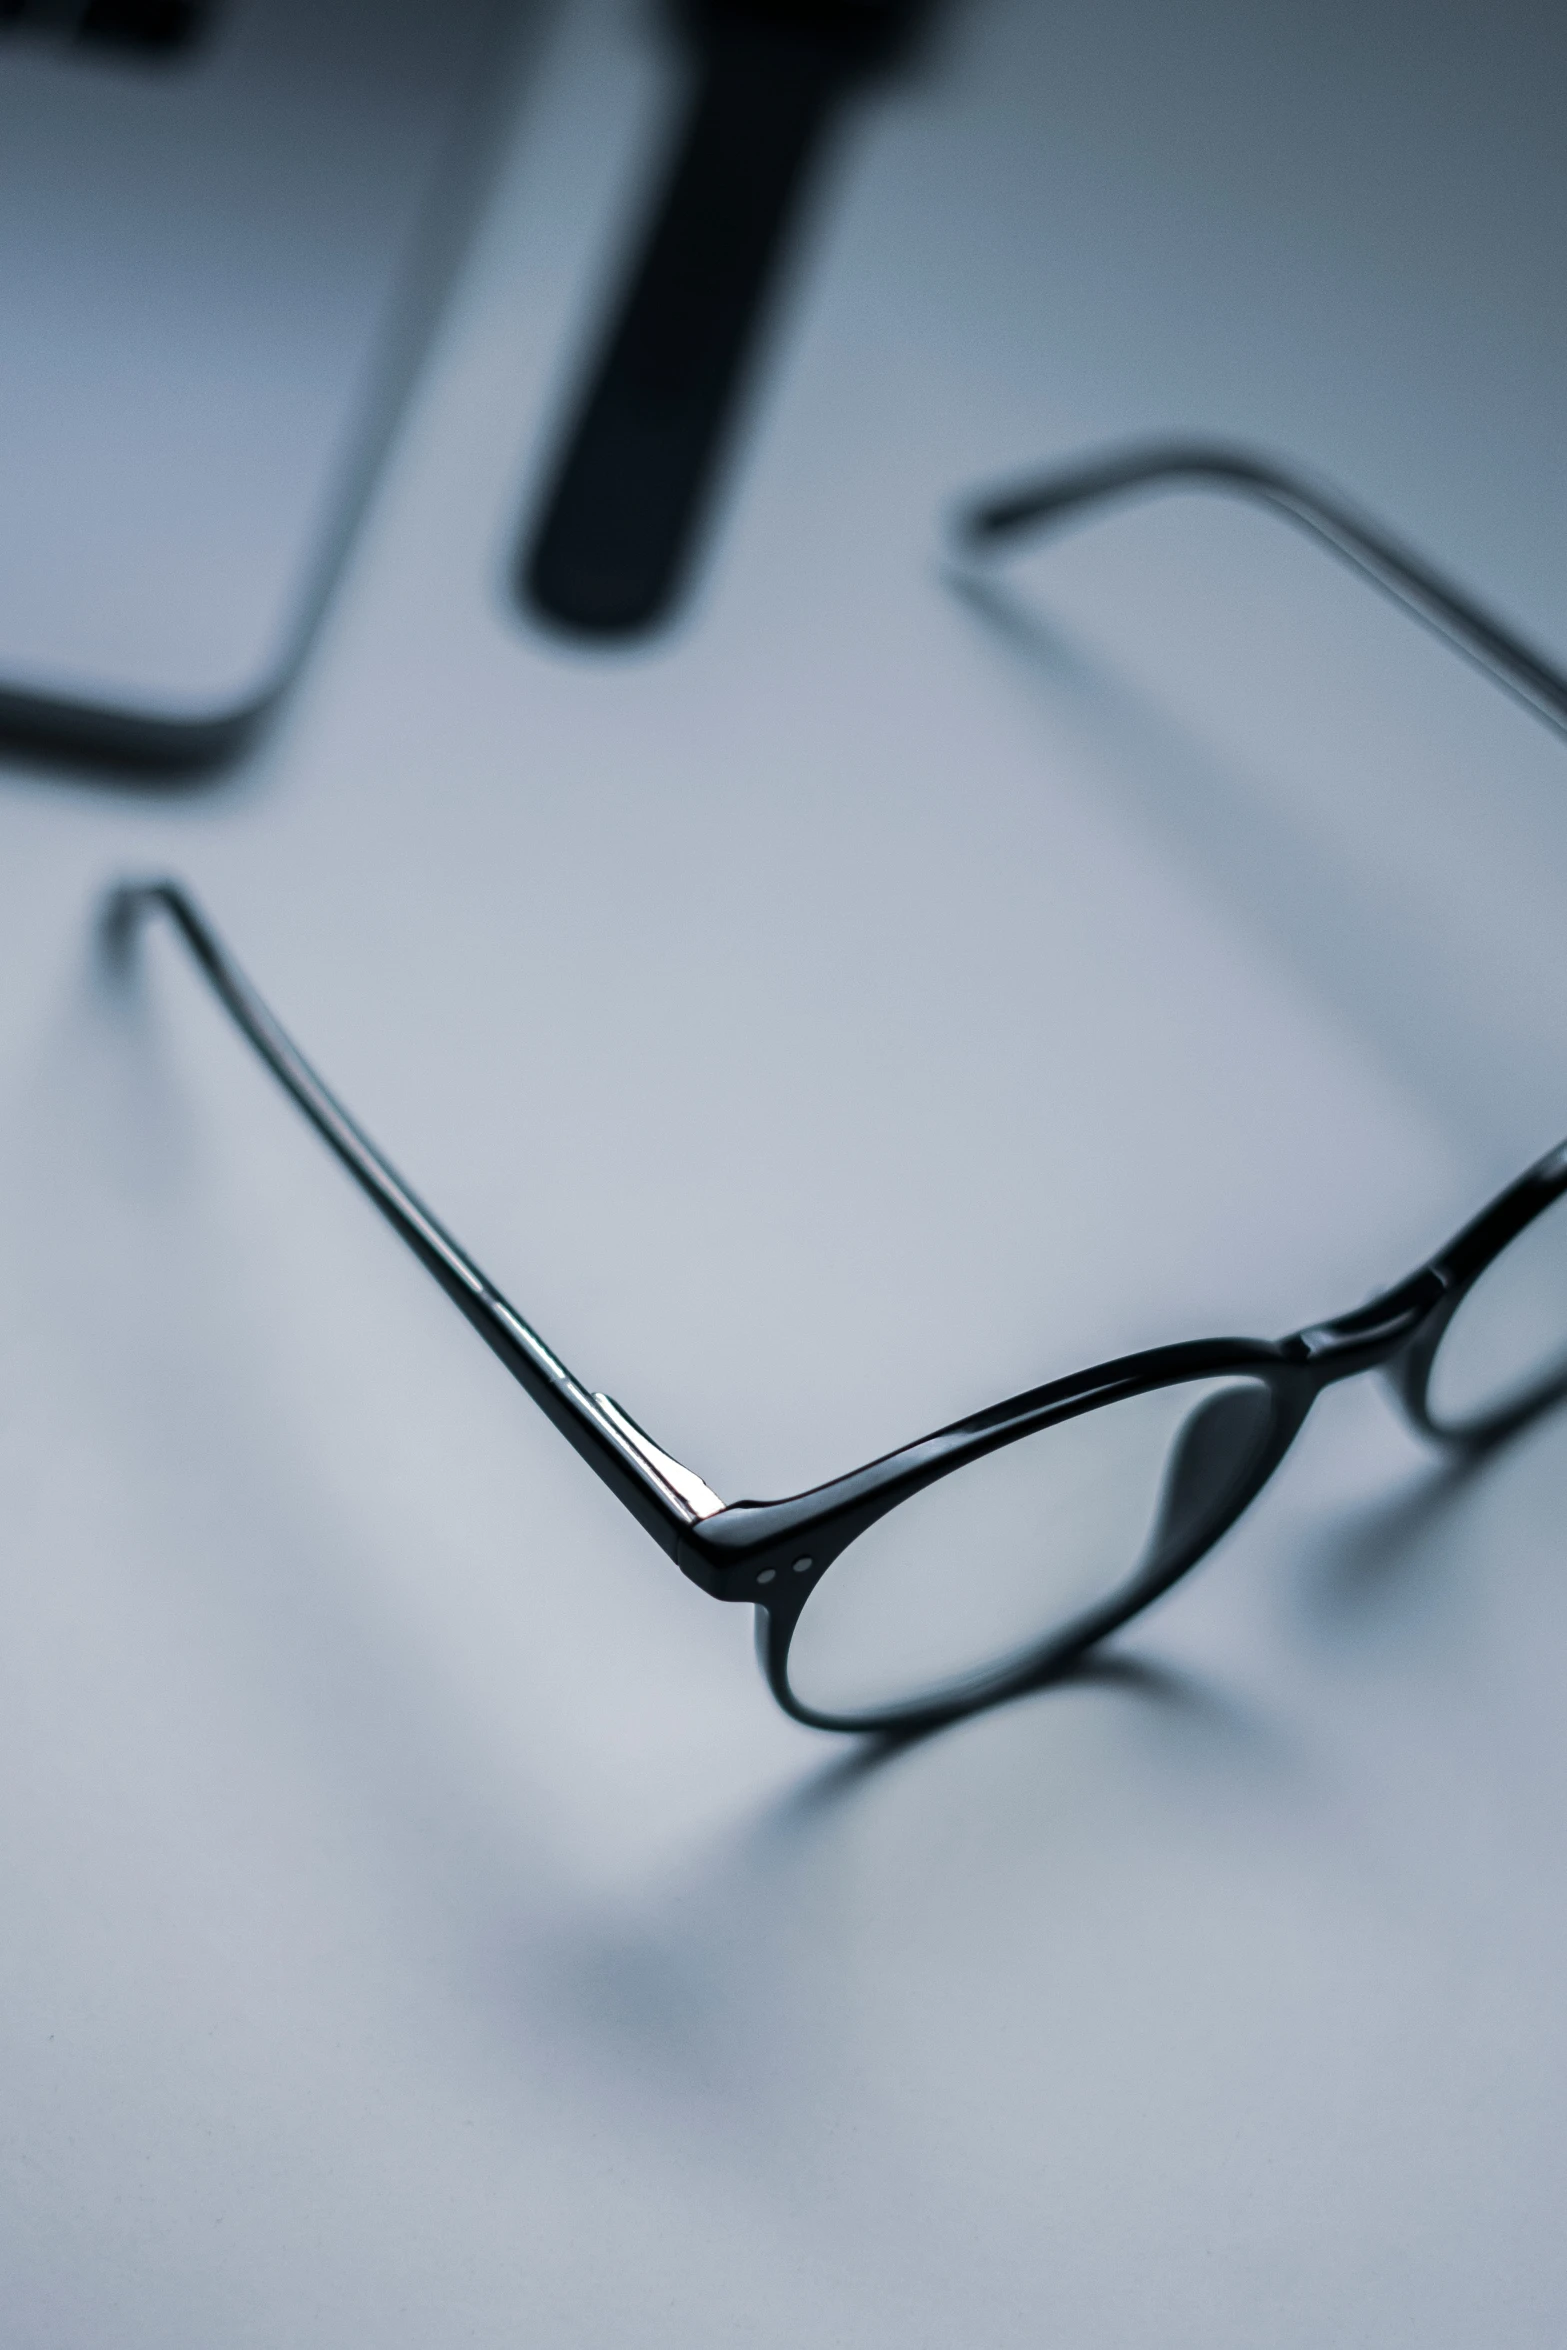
[106,435,1567,1738]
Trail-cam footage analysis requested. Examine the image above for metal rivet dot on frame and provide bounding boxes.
[756,1568,776,1585]
[791,1557,814,1574]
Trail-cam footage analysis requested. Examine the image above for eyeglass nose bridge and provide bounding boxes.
[1294,1266,1450,1383]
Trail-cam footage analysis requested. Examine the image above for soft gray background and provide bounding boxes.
[4,1,1567,2340]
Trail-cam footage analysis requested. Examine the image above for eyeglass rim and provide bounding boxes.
[107,878,1567,1736]
[755,1363,1310,1736]
[1392,1138,1567,1448]
[102,427,1567,1737]
[708,1141,1567,1735]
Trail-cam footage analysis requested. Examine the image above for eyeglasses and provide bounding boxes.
[107,436,1567,1737]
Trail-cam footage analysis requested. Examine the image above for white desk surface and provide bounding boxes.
[5,2,1567,2340]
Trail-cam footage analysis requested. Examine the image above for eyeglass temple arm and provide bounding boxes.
[102,880,726,1559]
[953,441,1567,745]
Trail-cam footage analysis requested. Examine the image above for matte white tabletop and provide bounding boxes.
[4,2,1566,2340]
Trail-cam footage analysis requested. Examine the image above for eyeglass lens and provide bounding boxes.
[783,1373,1276,1722]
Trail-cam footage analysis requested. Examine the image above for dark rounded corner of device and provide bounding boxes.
[0,678,277,791]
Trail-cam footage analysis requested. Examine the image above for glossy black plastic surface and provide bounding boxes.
[107,436,1567,1737]
[102,882,701,1563]
[954,439,1567,741]
[522,0,931,636]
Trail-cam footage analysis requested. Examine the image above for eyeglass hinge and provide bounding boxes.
[593,1393,726,1522]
